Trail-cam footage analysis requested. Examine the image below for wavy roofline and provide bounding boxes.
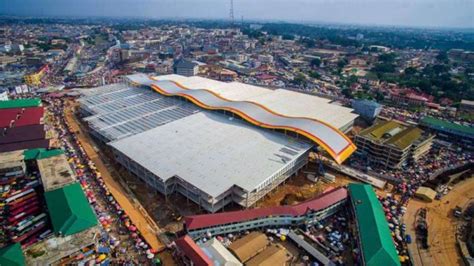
[130,76,356,164]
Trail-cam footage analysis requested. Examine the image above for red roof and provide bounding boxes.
[256,73,277,80]
[185,187,347,231]
[0,139,50,153]
[0,107,44,129]
[0,124,45,145]
[175,235,213,266]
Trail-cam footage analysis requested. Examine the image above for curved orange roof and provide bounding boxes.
[127,75,356,164]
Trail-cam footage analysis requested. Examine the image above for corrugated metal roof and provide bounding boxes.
[245,244,291,266]
[110,112,313,197]
[0,139,49,153]
[198,238,242,266]
[0,98,41,109]
[0,107,44,128]
[127,74,357,164]
[175,235,213,266]
[228,232,269,262]
[44,183,98,236]
[348,183,400,266]
[0,124,45,144]
[421,116,474,136]
[0,243,25,266]
[185,187,347,231]
[287,231,334,266]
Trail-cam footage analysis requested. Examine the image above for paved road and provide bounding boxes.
[64,104,165,252]
[406,177,474,266]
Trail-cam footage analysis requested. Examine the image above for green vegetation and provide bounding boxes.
[367,51,474,102]
[310,58,321,68]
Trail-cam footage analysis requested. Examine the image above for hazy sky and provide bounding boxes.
[1,0,473,28]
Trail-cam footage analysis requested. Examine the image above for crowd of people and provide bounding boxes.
[44,96,160,265]
[377,143,472,260]
[348,137,473,261]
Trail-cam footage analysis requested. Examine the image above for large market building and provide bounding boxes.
[79,74,358,212]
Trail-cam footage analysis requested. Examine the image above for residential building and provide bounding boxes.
[460,100,474,114]
[174,59,199,76]
[0,89,8,101]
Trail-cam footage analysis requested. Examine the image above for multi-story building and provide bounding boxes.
[419,116,474,150]
[173,59,199,76]
[355,120,434,169]
[184,187,348,239]
[80,74,357,212]
[352,99,382,121]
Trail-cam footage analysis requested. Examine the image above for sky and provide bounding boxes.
[1,0,473,29]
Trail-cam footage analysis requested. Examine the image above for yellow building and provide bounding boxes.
[24,65,48,86]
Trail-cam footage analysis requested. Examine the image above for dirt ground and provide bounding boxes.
[256,165,355,208]
[406,176,474,266]
[64,103,168,253]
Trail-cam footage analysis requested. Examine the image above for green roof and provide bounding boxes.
[386,127,423,150]
[359,120,423,149]
[23,148,64,161]
[359,121,402,140]
[45,183,98,236]
[36,149,64,159]
[0,98,42,109]
[420,116,474,136]
[348,183,400,266]
[0,243,25,266]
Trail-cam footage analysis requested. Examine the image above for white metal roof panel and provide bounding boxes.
[109,112,312,197]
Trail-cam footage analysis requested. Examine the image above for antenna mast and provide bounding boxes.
[229,0,235,26]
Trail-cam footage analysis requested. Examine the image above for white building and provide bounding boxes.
[0,89,8,101]
[79,74,358,212]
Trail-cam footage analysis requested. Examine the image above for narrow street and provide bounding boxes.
[62,102,165,252]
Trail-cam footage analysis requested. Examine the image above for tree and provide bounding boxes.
[341,88,353,99]
[309,71,321,79]
[310,58,321,68]
[436,51,448,63]
[337,58,348,68]
[379,53,396,63]
[404,67,417,76]
[293,73,307,85]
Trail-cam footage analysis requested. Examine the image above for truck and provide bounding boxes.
[453,206,462,218]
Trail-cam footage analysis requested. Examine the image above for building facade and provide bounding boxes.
[184,187,348,239]
[355,120,434,169]
[352,99,382,121]
[174,59,199,77]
